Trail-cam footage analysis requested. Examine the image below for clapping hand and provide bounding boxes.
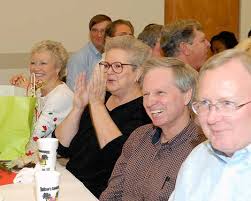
[88,64,107,105]
[73,72,89,112]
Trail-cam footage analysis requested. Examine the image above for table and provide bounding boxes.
[0,163,98,201]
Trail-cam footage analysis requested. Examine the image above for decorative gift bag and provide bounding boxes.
[0,85,36,161]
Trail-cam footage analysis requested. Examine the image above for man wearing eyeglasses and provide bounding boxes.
[66,14,111,90]
[169,49,251,201]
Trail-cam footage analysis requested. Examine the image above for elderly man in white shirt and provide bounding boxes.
[169,49,251,201]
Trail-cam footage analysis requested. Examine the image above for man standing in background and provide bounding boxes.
[66,14,111,90]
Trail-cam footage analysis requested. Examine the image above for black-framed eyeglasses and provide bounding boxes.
[192,100,251,116]
[99,61,137,74]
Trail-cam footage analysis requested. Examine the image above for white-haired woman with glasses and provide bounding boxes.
[54,35,151,198]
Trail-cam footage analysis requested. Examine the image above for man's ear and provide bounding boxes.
[179,42,191,56]
[184,88,193,106]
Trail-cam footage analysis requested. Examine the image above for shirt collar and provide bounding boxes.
[88,41,102,56]
[207,142,251,163]
[151,127,162,144]
[151,119,196,146]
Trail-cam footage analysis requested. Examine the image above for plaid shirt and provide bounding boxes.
[100,121,206,201]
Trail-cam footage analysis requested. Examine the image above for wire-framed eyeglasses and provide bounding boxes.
[192,100,251,115]
[99,61,137,74]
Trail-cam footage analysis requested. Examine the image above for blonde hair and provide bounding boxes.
[200,49,251,77]
[30,40,69,80]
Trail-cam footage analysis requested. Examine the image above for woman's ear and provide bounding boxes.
[135,67,142,82]
[56,66,61,76]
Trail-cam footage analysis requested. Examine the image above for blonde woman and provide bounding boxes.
[10,40,73,158]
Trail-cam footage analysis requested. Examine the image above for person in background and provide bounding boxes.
[138,23,164,57]
[105,19,134,37]
[90,19,135,77]
[100,57,206,200]
[235,37,251,55]
[161,19,210,71]
[10,40,73,164]
[66,14,111,90]
[55,35,151,198]
[248,29,251,37]
[169,50,251,201]
[210,31,238,55]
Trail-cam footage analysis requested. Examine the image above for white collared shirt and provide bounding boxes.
[169,141,251,201]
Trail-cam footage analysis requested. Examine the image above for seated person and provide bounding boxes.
[11,40,73,139]
[138,23,164,57]
[169,50,251,201]
[95,19,135,63]
[105,19,134,37]
[210,31,238,55]
[10,40,73,165]
[160,19,210,71]
[100,57,206,200]
[54,35,151,198]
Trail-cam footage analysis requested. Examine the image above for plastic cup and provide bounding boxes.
[37,138,58,171]
[35,171,60,201]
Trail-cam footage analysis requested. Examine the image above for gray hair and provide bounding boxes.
[200,49,251,78]
[160,19,202,57]
[105,35,151,69]
[30,40,69,80]
[141,57,198,108]
[138,24,163,48]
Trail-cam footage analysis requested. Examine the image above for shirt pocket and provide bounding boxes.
[158,175,175,201]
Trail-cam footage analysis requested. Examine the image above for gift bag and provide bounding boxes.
[0,96,36,160]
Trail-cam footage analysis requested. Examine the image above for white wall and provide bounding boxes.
[240,0,251,39]
[0,0,164,53]
[0,68,29,85]
[1,0,251,84]
[0,0,164,84]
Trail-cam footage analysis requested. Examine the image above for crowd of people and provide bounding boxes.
[9,13,251,201]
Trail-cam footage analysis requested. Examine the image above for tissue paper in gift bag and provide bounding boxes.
[0,85,26,96]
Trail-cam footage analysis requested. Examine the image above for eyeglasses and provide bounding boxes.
[99,61,137,74]
[192,100,251,116]
[91,28,105,35]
